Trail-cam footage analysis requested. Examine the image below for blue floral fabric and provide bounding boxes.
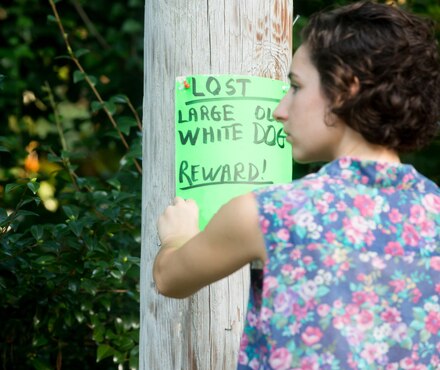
[237,157,440,370]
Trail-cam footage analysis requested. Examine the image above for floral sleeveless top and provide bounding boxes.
[237,157,440,370]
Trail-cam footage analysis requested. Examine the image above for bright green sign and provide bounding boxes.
[175,75,292,229]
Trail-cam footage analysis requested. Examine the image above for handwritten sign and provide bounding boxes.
[175,75,292,229]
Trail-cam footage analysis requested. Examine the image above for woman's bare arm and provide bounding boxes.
[153,193,266,298]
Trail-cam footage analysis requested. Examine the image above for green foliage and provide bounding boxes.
[0,0,143,368]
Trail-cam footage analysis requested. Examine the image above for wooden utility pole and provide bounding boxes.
[140,1,293,369]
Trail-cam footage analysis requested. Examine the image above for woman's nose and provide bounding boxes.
[273,94,289,123]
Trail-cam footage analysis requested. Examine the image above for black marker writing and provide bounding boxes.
[254,105,276,122]
[191,77,251,97]
[253,122,286,148]
[178,123,243,145]
[177,104,234,123]
[178,159,271,189]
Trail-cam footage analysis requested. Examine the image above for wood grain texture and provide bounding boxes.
[141,1,293,369]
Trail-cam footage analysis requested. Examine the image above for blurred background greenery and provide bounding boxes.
[0,0,438,369]
[1,0,143,368]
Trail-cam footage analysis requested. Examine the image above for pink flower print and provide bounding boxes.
[346,326,364,346]
[237,350,249,365]
[316,199,329,214]
[263,276,278,298]
[325,231,336,243]
[260,217,270,234]
[299,280,318,301]
[303,256,313,265]
[340,156,352,168]
[291,267,306,280]
[290,249,301,259]
[402,173,415,183]
[261,307,273,321]
[239,333,249,350]
[317,304,331,317]
[274,291,294,315]
[275,206,290,221]
[352,291,378,306]
[346,304,360,316]
[299,356,319,370]
[277,228,290,241]
[431,356,440,369]
[388,208,402,223]
[365,230,376,246]
[306,243,320,251]
[247,310,259,328]
[301,326,323,346]
[430,256,440,271]
[384,241,404,256]
[391,323,408,342]
[381,307,402,324]
[400,357,415,369]
[425,311,440,334]
[356,309,374,331]
[336,201,347,212]
[384,187,397,195]
[249,358,260,370]
[281,264,294,276]
[292,303,308,321]
[389,279,406,293]
[263,202,277,214]
[268,348,293,370]
[371,255,386,269]
[420,220,435,237]
[422,193,440,214]
[354,194,375,217]
[333,314,350,329]
[402,223,420,247]
[323,255,335,267]
[289,321,301,335]
[412,288,422,303]
[386,364,399,370]
[323,192,335,203]
[343,216,369,245]
[347,353,359,369]
[336,261,350,277]
[329,211,338,222]
[436,284,440,294]
[361,342,381,364]
[409,205,426,224]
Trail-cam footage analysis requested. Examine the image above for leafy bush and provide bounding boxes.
[0,0,143,368]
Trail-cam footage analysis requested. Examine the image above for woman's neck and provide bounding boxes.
[335,126,401,164]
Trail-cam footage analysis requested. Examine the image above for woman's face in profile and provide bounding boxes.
[273,45,346,164]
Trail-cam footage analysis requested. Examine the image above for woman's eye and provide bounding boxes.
[290,83,300,94]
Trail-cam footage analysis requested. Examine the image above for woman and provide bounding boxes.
[154,1,440,368]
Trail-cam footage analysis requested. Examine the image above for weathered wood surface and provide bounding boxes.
[140,1,293,369]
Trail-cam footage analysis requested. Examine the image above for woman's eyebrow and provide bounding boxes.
[288,72,300,82]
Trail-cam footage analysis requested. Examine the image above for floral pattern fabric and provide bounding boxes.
[237,157,440,370]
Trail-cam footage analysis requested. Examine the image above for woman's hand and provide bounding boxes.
[157,197,200,249]
[153,193,266,298]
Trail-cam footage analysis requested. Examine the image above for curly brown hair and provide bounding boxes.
[302,1,440,152]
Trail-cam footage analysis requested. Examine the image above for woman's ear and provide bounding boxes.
[349,76,360,97]
[334,75,360,108]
